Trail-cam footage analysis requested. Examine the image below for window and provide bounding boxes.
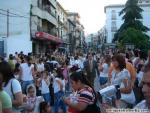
[111,21,117,32]
[111,10,116,20]
[112,32,116,39]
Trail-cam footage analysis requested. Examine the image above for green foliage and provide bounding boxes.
[119,27,150,49]
[113,0,150,50]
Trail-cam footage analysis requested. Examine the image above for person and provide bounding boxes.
[0,61,23,113]
[0,73,12,113]
[41,71,50,103]
[53,68,66,113]
[145,50,150,65]
[63,71,100,113]
[134,64,144,104]
[111,54,136,108]
[8,54,16,71]
[99,55,111,86]
[84,53,99,87]
[20,56,35,94]
[37,58,45,73]
[23,84,44,113]
[108,52,136,88]
[134,63,150,112]
[39,102,52,113]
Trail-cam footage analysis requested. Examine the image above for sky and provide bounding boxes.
[57,0,127,35]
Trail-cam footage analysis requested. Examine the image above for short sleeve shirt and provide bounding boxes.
[77,86,95,105]
[0,90,12,109]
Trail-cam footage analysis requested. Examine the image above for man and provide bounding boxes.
[84,53,99,87]
[135,63,150,112]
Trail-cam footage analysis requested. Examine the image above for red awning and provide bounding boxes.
[35,32,63,44]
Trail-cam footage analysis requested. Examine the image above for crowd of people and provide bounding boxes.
[0,49,150,113]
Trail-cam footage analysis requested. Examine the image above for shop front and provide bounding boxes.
[32,32,63,55]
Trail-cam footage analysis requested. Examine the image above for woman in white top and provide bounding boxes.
[53,68,66,113]
[41,71,50,103]
[0,61,23,113]
[99,55,111,86]
[20,56,35,94]
[111,54,136,108]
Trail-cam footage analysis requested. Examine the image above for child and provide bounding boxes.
[39,102,52,113]
[41,71,50,103]
[24,84,44,113]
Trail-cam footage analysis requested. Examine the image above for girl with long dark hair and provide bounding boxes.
[63,71,100,113]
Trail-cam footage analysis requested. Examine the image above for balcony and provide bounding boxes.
[31,6,58,26]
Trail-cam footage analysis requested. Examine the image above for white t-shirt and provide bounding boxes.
[41,79,50,94]
[100,63,109,77]
[3,78,22,113]
[54,78,64,93]
[20,63,34,81]
[37,63,44,72]
[111,69,136,104]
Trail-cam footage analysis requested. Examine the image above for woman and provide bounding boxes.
[0,61,23,113]
[63,71,100,113]
[0,73,12,113]
[111,54,136,108]
[20,56,35,94]
[99,55,111,86]
[54,68,66,113]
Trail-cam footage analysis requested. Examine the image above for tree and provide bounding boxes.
[113,0,150,50]
[119,27,150,49]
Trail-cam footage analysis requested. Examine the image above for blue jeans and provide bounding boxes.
[21,80,34,94]
[99,77,108,85]
[43,93,51,103]
[54,91,66,113]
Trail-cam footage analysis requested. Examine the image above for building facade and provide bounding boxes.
[56,2,68,42]
[0,0,62,56]
[67,12,85,52]
[104,0,150,43]
[0,0,32,56]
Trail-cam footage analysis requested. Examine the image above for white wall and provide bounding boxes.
[0,0,32,56]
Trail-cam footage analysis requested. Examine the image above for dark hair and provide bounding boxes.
[112,54,126,71]
[0,61,14,86]
[56,68,64,79]
[25,56,32,67]
[39,102,49,113]
[137,64,144,73]
[14,63,20,73]
[134,49,140,57]
[104,55,111,66]
[70,71,92,88]
[9,54,14,60]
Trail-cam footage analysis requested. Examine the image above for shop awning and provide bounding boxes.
[35,32,63,44]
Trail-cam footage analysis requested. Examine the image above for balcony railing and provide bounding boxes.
[37,4,56,18]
